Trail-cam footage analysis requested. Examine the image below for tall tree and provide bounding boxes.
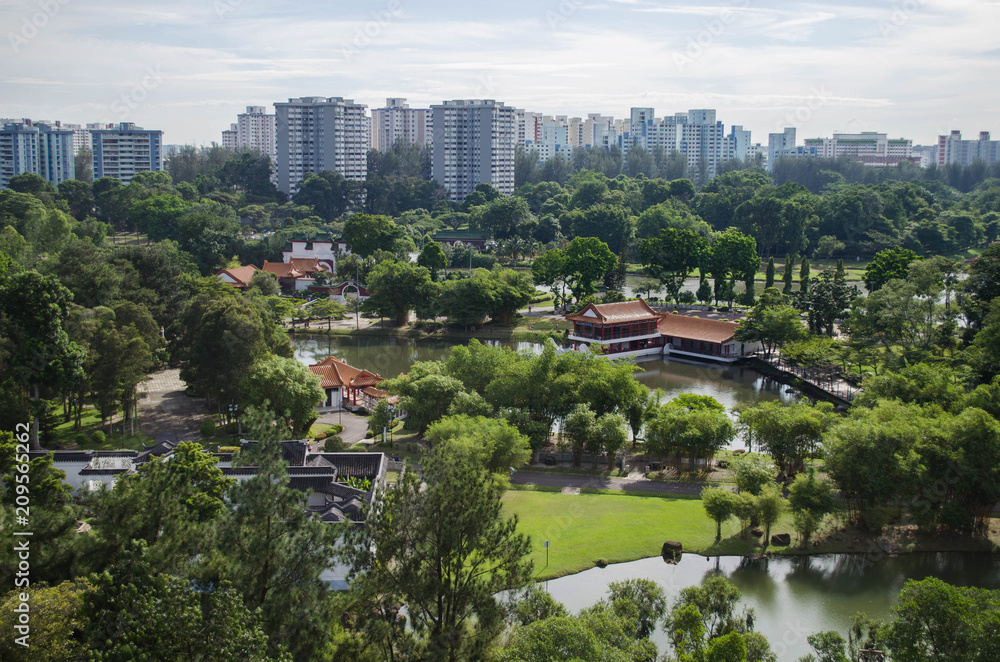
[0,271,85,449]
[638,228,710,304]
[342,448,532,661]
[365,259,439,326]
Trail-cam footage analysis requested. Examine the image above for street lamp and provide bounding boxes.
[228,403,239,443]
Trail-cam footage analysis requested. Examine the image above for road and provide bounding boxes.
[511,471,716,495]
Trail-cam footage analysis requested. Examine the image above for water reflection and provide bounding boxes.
[544,552,1000,661]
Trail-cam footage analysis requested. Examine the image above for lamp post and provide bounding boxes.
[228,403,239,443]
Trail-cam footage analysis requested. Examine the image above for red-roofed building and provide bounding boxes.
[308,357,387,411]
[566,299,761,362]
[281,238,349,274]
[216,265,260,289]
[263,259,331,291]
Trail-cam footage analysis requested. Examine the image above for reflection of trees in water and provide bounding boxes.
[726,556,781,609]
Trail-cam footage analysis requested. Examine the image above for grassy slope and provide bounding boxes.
[502,488,793,580]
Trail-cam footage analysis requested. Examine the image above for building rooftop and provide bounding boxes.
[657,313,741,344]
[566,299,662,324]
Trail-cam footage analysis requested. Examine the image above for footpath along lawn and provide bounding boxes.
[502,488,773,579]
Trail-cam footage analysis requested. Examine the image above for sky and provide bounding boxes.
[2,0,998,147]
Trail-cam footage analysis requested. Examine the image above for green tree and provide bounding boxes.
[292,170,362,222]
[365,259,438,325]
[863,247,919,292]
[248,270,280,296]
[765,256,775,289]
[0,578,92,662]
[204,439,338,660]
[799,257,811,296]
[562,236,618,303]
[783,253,795,295]
[83,542,278,662]
[564,402,597,467]
[881,577,1000,662]
[730,453,775,495]
[738,401,836,477]
[638,228,710,303]
[757,484,787,545]
[702,486,738,541]
[242,355,323,435]
[424,414,532,474]
[474,195,535,240]
[342,447,532,662]
[787,468,835,543]
[0,271,85,449]
[417,240,448,280]
[342,213,401,258]
[387,367,466,433]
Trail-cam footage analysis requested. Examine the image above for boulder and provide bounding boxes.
[770,533,791,546]
[751,528,764,537]
[662,541,683,563]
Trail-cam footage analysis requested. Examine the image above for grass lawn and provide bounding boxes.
[46,403,154,450]
[502,488,795,579]
[514,317,571,333]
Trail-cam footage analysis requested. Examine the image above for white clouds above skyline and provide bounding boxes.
[1,0,997,146]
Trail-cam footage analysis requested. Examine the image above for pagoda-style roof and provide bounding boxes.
[309,357,383,389]
[566,299,662,324]
[657,313,740,344]
[216,265,260,289]
[263,258,330,279]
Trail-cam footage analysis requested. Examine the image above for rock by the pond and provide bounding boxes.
[771,533,791,546]
[662,541,683,563]
[751,528,764,537]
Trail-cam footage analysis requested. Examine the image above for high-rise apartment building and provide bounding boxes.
[528,118,572,164]
[220,106,277,159]
[516,109,542,146]
[768,128,797,170]
[222,123,238,151]
[802,131,915,167]
[629,109,733,179]
[55,123,92,155]
[370,98,430,151]
[937,130,1000,167]
[0,119,75,189]
[431,99,516,201]
[91,122,163,183]
[274,97,369,195]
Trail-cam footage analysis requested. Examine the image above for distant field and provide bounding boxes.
[501,488,788,579]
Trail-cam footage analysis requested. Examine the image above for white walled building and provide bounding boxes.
[370,98,430,151]
[236,106,277,159]
[937,130,1000,167]
[274,97,369,195]
[0,120,75,189]
[431,99,516,201]
[528,118,573,164]
[768,128,798,170]
[91,122,163,183]
[222,123,238,151]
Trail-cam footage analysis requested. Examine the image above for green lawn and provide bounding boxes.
[46,403,154,450]
[502,488,793,579]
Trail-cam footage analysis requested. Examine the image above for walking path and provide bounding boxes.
[512,471,716,495]
[138,369,207,444]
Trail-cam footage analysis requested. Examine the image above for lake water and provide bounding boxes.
[543,552,1000,661]
[291,334,795,413]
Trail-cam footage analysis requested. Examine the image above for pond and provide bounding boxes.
[291,334,795,413]
[543,552,1000,661]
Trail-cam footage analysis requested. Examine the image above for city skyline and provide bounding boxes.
[2,0,998,146]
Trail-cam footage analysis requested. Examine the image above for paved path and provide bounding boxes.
[138,369,207,444]
[512,471,717,495]
[315,410,370,447]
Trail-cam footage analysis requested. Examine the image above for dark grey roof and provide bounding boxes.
[135,441,177,464]
[238,440,309,466]
[312,453,386,480]
[212,453,234,462]
[79,468,131,475]
[318,482,367,500]
[289,476,338,493]
[93,450,140,458]
[29,451,91,462]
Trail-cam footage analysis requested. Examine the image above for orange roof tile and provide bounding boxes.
[263,261,301,278]
[288,257,330,274]
[216,265,260,288]
[566,298,662,324]
[308,357,384,390]
[657,314,740,344]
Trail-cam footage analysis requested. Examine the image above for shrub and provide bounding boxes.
[323,437,347,452]
[678,291,697,305]
[224,422,237,434]
[314,431,328,441]
[218,446,240,453]
[348,443,367,452]
[329,423,345,434]
[75,432,89,446]
[355,407,369,416]
[200,419,217,437]
[90,430,106,445]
